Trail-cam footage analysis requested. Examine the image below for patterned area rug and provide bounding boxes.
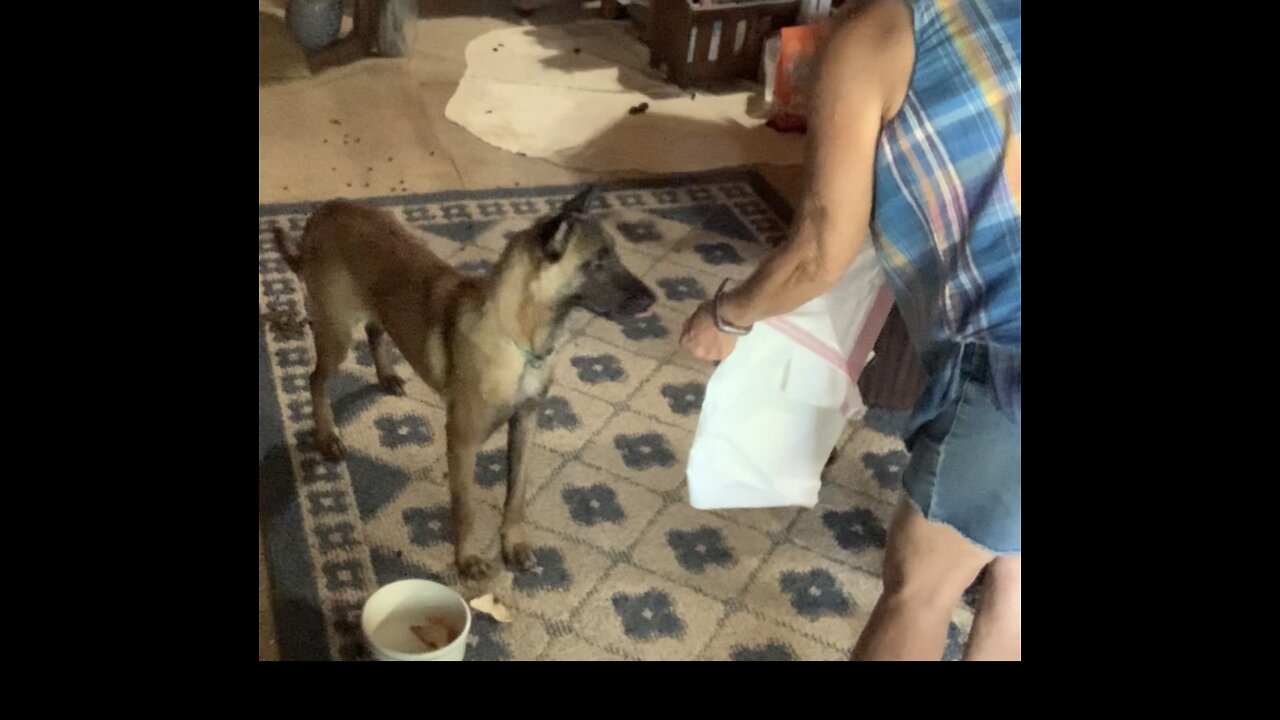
[258,170,976,660]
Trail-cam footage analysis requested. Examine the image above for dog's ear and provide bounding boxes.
[537,214,573,262]
[560,185,594,217]
[538,186,595,261]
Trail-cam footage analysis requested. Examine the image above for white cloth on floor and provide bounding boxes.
[444,21,804,173]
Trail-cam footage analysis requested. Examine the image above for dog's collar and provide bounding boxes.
[509,336,552,369]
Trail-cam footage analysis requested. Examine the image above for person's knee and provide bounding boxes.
[985,556,1021,604]
[880,548,980,611]
[878,501,989,610]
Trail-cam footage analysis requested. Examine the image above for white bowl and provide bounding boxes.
[361,579,472,661]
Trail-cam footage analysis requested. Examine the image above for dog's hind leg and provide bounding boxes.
[310,308,356,462]
[365,322,405,396]
[501,403,538,572]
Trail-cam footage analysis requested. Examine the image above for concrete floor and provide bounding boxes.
[258,0,803,660]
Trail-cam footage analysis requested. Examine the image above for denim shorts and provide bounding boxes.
[902,345,1021,555]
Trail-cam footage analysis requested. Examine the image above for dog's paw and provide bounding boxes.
[319,434,347,462]
[378,375,406,396]
[503,542,537,572]
[458,555,494,582]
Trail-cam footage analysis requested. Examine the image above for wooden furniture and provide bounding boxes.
[647,0,800,86]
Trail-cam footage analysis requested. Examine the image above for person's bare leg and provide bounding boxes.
[852,499,993,660]
[963,555,1020,660]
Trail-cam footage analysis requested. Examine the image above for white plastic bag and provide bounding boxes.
[685,240,894,510]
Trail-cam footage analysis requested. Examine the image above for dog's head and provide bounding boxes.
[525,186,656,319]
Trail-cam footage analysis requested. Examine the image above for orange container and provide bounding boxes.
[767,21,829,133]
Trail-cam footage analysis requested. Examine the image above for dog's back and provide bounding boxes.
[293,200,455,293]
[275,200,482,392]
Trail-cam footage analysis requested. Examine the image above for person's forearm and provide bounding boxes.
[718,205,864,327]
[691,0,895,335]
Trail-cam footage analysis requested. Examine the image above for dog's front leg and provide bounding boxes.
[447,406,491,581]
[502,403,539,572]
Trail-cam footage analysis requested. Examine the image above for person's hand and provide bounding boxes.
[680,302,738,362]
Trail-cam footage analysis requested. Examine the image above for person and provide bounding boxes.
[679,0,1020,661]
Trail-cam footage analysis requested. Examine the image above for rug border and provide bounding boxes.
[259,331,331,660]
[257,168,794,660]
[257,168,795,224]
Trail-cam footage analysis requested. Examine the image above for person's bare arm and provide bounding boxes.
[681,0,913,360]
[723,1,912,325]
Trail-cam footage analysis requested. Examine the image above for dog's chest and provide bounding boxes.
[517,364,550,401]
[478,343,551,405]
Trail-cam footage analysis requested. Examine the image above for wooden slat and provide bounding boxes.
[692,18,714,65]
[650,0,801,85]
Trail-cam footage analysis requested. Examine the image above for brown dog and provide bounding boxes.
[274,188,655,580]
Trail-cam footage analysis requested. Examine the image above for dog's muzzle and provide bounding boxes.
[620,287,657,316]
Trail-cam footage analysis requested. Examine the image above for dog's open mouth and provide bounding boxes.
[573,265,658,319]
[583,292,656,320]
[593,308,652,322]
[601,301,656,321]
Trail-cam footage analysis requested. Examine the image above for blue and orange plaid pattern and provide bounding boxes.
[870,0,1021,429]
